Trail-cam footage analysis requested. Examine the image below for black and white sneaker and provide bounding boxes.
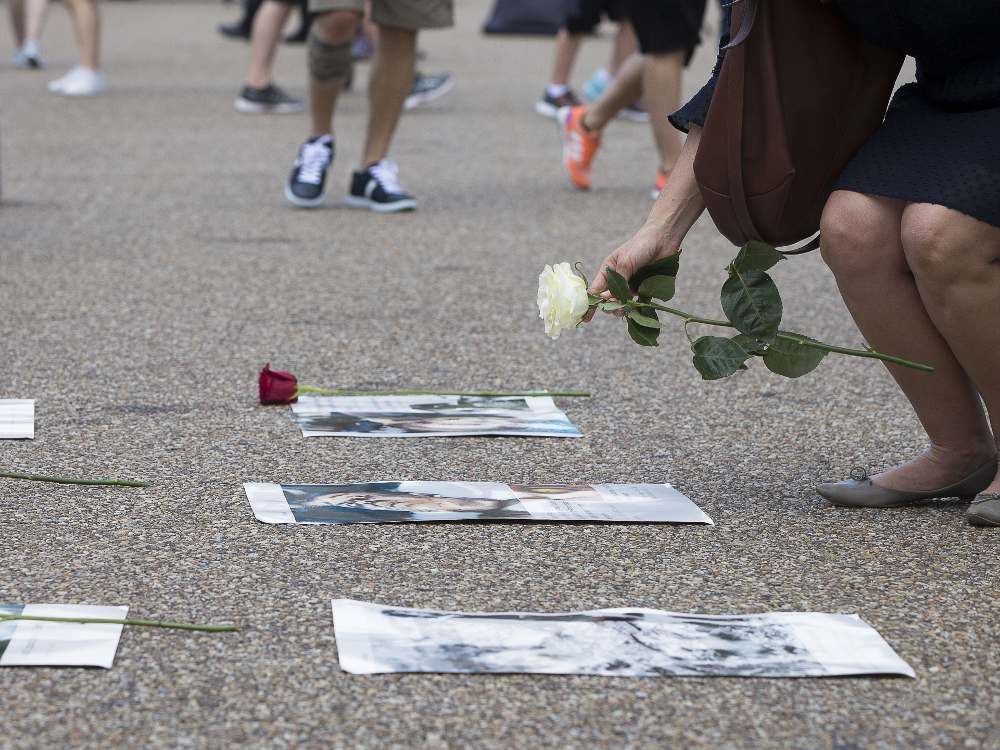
[404,72,455,111]
[235,84,305,114]
[285,135,333,207]
[346,159,418,212]
[535,88,581,118]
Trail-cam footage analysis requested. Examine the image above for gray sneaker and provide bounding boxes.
[235,84,305,114]
[404,72,454,111]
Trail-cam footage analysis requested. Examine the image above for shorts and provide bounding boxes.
[564,0,628,35]
[309,0,453,30]
[624,0,705,59]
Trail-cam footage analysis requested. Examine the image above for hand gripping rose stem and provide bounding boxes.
[629,301,934,372]
[0,472,150,487]
[0,615,240,632]
[294,387,591,397]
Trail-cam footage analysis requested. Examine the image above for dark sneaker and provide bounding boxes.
[535,88,581,119]
[235,84,305,114]
[218,21,251,40]
[285,136,333,207]
[346,159,417,212]
[404,72,455,111]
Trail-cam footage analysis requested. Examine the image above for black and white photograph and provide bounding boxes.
[290,395,582,438]
[0,399,34,439]
[243,482,713,525]
[332,601,916,678]
[0,604,128,668]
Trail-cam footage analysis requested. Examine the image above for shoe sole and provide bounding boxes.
[404,76,455,111]
[535,100,559,118]
[284,183,326,207]
[235,98,305,114]
[345,195,417,212]
[556,107,591,190]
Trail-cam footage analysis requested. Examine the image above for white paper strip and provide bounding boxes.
[245,482,712,525]
[332,600,915,678]
[0,604,128,668]
[0,399,34,439]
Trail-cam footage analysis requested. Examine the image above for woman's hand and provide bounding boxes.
[584,125,707,320]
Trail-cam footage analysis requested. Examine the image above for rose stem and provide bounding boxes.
[0,473,151,487]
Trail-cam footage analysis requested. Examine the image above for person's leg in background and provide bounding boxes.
[285,6,360,206]
[10,0,49,68]
[47,0,104,95]
[235,0,306,113]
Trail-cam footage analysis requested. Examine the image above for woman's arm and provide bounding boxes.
[587,125,707,302]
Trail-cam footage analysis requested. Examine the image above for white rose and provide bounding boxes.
[537,262,590,340]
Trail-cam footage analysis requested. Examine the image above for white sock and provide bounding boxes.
[546,84,569,99]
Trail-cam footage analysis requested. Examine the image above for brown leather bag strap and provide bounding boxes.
[724,0,761,242]
[722,0,757,50]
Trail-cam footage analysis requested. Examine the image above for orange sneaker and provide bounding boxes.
[651,168,672,200]
[558,105,602,190]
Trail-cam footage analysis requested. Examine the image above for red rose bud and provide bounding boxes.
[259,364,299,405]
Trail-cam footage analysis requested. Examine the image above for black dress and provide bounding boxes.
[671,0,1000,229]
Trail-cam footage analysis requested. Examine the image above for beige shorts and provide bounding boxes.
[309,0,453,30]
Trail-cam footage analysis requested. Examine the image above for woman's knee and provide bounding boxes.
[819,191,903,278]
[901,203,977,283]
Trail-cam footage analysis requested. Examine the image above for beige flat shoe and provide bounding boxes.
[967,493,1000,527]
[816,456,998,509]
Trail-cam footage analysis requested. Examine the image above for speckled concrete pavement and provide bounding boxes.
[0,2,996,748]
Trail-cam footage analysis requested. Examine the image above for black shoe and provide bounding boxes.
[535,88,581,118]
[345,159,417,212]
[403,72,454,111]
[218,21,251,39]
[285,136,333,207]
[235,84,305,114]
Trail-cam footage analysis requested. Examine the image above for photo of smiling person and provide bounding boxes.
[281,482,533,523]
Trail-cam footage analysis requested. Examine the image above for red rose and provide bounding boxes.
[259,364,299,405]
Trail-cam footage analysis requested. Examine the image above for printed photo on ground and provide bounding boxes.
[290,395,582,438]
[244,482,713,524]
[0,400,34,439]
[332,601,916,678]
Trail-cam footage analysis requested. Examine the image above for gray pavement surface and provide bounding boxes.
[0,2,996,748]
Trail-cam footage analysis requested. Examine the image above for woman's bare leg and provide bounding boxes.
[642,49,684,173]
[62,0,99,70]
[24,0,49,41]
[901,202,1000,493]
[608,20,638,75]
[581,51,643,129]
[820,190,996,490]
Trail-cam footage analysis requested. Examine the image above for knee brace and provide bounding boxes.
[308,31,352,82]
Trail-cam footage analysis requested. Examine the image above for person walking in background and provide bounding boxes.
[235,0,307,113]
[44,0,104,95]
[535,0,640,120]
[284,0,453,211]
[220,0,312,43]
[557,0,707,197]
[9,0,48,68]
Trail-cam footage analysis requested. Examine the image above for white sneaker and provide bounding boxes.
[48,65,105,96]
[12,39,46,69]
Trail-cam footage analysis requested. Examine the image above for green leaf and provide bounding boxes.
[730,333,767,356]
[691,336,751,380]
[626,316,660,346]
[730,240,785,274]
[763,331,827,378]
[636,275,676,302]
[629,252,682,292]
[721,268,783,344]
[606,268,631,304]
[597,300,625,311]
[625,308,666,329]
[587,292,603,306]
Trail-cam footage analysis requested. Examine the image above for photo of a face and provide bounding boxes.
[296,412,580,436]
[281,483,532,523]
[508,485,604,503]
[334,603,914,678]
[410,397,530,412]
